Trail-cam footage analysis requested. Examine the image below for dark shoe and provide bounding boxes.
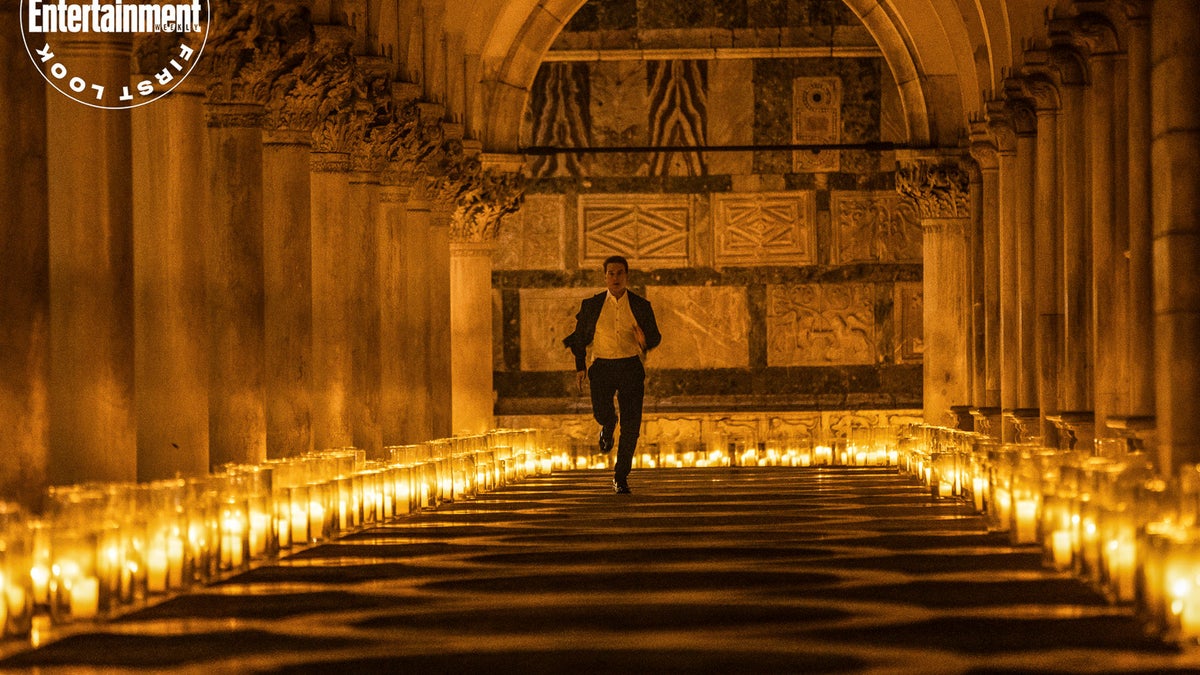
[599,426,615,454]
[612,479,631,494]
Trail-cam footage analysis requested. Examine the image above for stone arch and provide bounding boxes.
[474,0,992,152]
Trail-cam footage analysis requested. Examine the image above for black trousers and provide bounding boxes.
[588,356,645,482]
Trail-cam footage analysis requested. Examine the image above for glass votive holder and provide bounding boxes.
[0,504,34,638]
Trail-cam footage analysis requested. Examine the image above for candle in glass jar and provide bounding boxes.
[147,548,168,593]
[814,445,833,466]
[69,577,99,619]
[1052,530,1073,569]
[1014,498,1038,544]
[249,507,270,558]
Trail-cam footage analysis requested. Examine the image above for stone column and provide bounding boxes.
[133,81,209,480]
[1057,76,1093,426]
[1087,42,1127,437]
[897,153,972,426]
[447,152,524,436]
[47,35,137,485]
[1126,4,1156,427]
[428,206,454,439]
[349,168,383,457]
[262,128,314,458]
[1151,0,1200,471]
[310,151,355,451]
[401,197,434,442]
[1013,125,1039,413]
[989,111,1021,437]
[1031,86,1064,444]
[0,0,49,505]
[970,124,1001,411]
[378,181,411,446]
[450,241,496,435]
[205,103,267,469]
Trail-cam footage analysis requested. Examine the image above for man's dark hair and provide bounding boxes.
[602,255,629,272]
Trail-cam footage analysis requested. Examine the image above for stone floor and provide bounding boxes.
[2,466,1199,674]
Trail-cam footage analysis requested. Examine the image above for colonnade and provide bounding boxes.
[941,0,1200,474]
[0,4,524,504]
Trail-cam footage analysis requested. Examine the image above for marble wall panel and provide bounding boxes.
[526,63,591,178]
[792,76,841,172]
[766,282,876,366]
[830,191,921,264]
[706,59,754,175]
[579,193,691,267]
[765,413,823,440]
[894,281,923,363]
[647,60,707,177]
[520,287,603,371]
[646,285,750,369]
[495,194,566,270]
[712,191,816,265]
[590,61,649,176]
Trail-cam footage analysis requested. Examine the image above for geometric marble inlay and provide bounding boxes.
[831,191,921,264]
[766,283,876,366]
[712,191,816,265]
[495,194,566,270]
[519,287,603,371]
[894,281,923,363]
[579,193,690,267]
[792,77,841,173]
[646,286,749,369]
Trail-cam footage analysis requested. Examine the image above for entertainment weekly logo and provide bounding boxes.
[20,0,210,109]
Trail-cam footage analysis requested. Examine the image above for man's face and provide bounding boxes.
[604,262,628,297]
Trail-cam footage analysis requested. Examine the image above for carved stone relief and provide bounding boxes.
[645,286,750,369]
[579,194,690,267]
[712,192,817,265]
[765,414,823,440]
[495,195,566,270]
[792,77,841,172]
[831,191,922,264]
[894,281,924,363]
[519,288,602,372]
[766,283,876,366]
[643,417,704,446]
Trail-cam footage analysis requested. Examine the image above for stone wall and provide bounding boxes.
[493,0,922,428]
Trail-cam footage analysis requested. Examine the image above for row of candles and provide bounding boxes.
[554,427,900,471]
[0,428,551,637]
[897,425,1200,644]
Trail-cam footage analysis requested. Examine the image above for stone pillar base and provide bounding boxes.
[1047,411,1095,453]
[1003,408,1041,444]
[970,407,1003,440]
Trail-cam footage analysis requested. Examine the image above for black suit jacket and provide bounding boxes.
[562,290,662,372]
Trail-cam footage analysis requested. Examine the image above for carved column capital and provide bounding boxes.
[205,101,265,128]
[969,119,1000,171]
[896,153,972,221]
[199,0,312,106]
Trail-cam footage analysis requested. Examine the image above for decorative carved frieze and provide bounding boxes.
[712,192,817,265]
[895,157,972,221]
[830,191,921,264]
[766,283,876,366]
[579,194,691,267]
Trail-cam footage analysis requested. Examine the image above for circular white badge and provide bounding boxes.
[20,0,210,109]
